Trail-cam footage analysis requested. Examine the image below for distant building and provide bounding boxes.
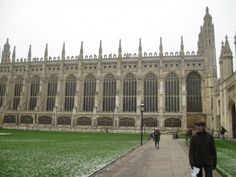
[0,7,235,135]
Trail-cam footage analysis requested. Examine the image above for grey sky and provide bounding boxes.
[0,0,235,74]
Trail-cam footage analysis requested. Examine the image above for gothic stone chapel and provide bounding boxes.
[0,7,236,137]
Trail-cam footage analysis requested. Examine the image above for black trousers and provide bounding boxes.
[154,140,159,148]
[197,165,213,177]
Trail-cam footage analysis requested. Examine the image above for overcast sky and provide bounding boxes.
[0,0,235,74]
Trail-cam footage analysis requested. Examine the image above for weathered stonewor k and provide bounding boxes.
[0,7,235,138]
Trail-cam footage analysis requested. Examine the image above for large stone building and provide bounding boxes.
[0,7,235,134]
[214,35,236,138]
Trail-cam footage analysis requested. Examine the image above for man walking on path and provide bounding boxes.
[189,121,217,177]
[220,126,227,139]
[154,129,161,149]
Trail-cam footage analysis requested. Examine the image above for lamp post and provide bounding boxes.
[53,106,57,130]
[26,116,29,131]
[72,106,77,128]
[140,102,144,146]
[17,106,20,126]
[34,106,39,128]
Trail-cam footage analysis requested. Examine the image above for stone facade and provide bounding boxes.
[214,35,236,138]
[0,7,224,133]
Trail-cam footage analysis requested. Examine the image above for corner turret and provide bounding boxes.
[219,36,233,80]
[1,38,11,63]
[198,7,216,76]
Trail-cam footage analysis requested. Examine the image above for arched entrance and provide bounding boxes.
[232,103,236,138]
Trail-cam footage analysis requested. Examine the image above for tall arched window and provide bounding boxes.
[144,73,158,112]
[83,74,96,112]
[165,72,179,112]
[29,77,40,110]
[187,72,202,112]
[0,77,7,107]
[13,77,23,110]
[103,74,116,112]
[46,76,57,111]
[64,75,76,111]
[123,73,137,112]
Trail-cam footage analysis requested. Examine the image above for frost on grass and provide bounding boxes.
[0,131,139,177]
[216,140,236,177]
[217,149,236,177]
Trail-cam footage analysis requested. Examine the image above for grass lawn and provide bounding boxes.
[177,132,187,139]
[0,129,144,177]
[215,139,236,177]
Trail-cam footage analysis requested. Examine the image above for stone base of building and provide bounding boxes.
[1,112,211,134]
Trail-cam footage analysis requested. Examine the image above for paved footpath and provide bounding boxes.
[92,135,192,177]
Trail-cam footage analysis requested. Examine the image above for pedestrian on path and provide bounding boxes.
[189,121,217,177]
[154,129,161,149]
[220,126,227,139]
[186,128,192,142]
[148,132,154,140]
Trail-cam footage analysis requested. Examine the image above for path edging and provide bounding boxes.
[89,141,148,177]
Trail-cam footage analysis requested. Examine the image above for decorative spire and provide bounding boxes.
[225,35,228,40]
[12,46,16,62]
[224,35,232,56]
[220,41,224,58]
[159,37,163,56]
[138,38,142,57]
[28,45,32,62]
[3,38,10,50]
[4,38,10,52]
[118,39,122,58]
[204,6,212,22]
[220,35,233,79]
[206,6,209,14]
[99,40,102,58]
[62,42,65,60]
[221,41,224,47]
[44,43,48,60]
[234,34,236,57]
[79,41,83,59]
[1,38,11,63]
[180,36,184,54]
[225,35,229,44]
[234,33,236,44]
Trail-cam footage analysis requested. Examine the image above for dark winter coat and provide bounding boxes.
[189,131,217,168]
[220,127,227,135]
[154,130,161,141]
